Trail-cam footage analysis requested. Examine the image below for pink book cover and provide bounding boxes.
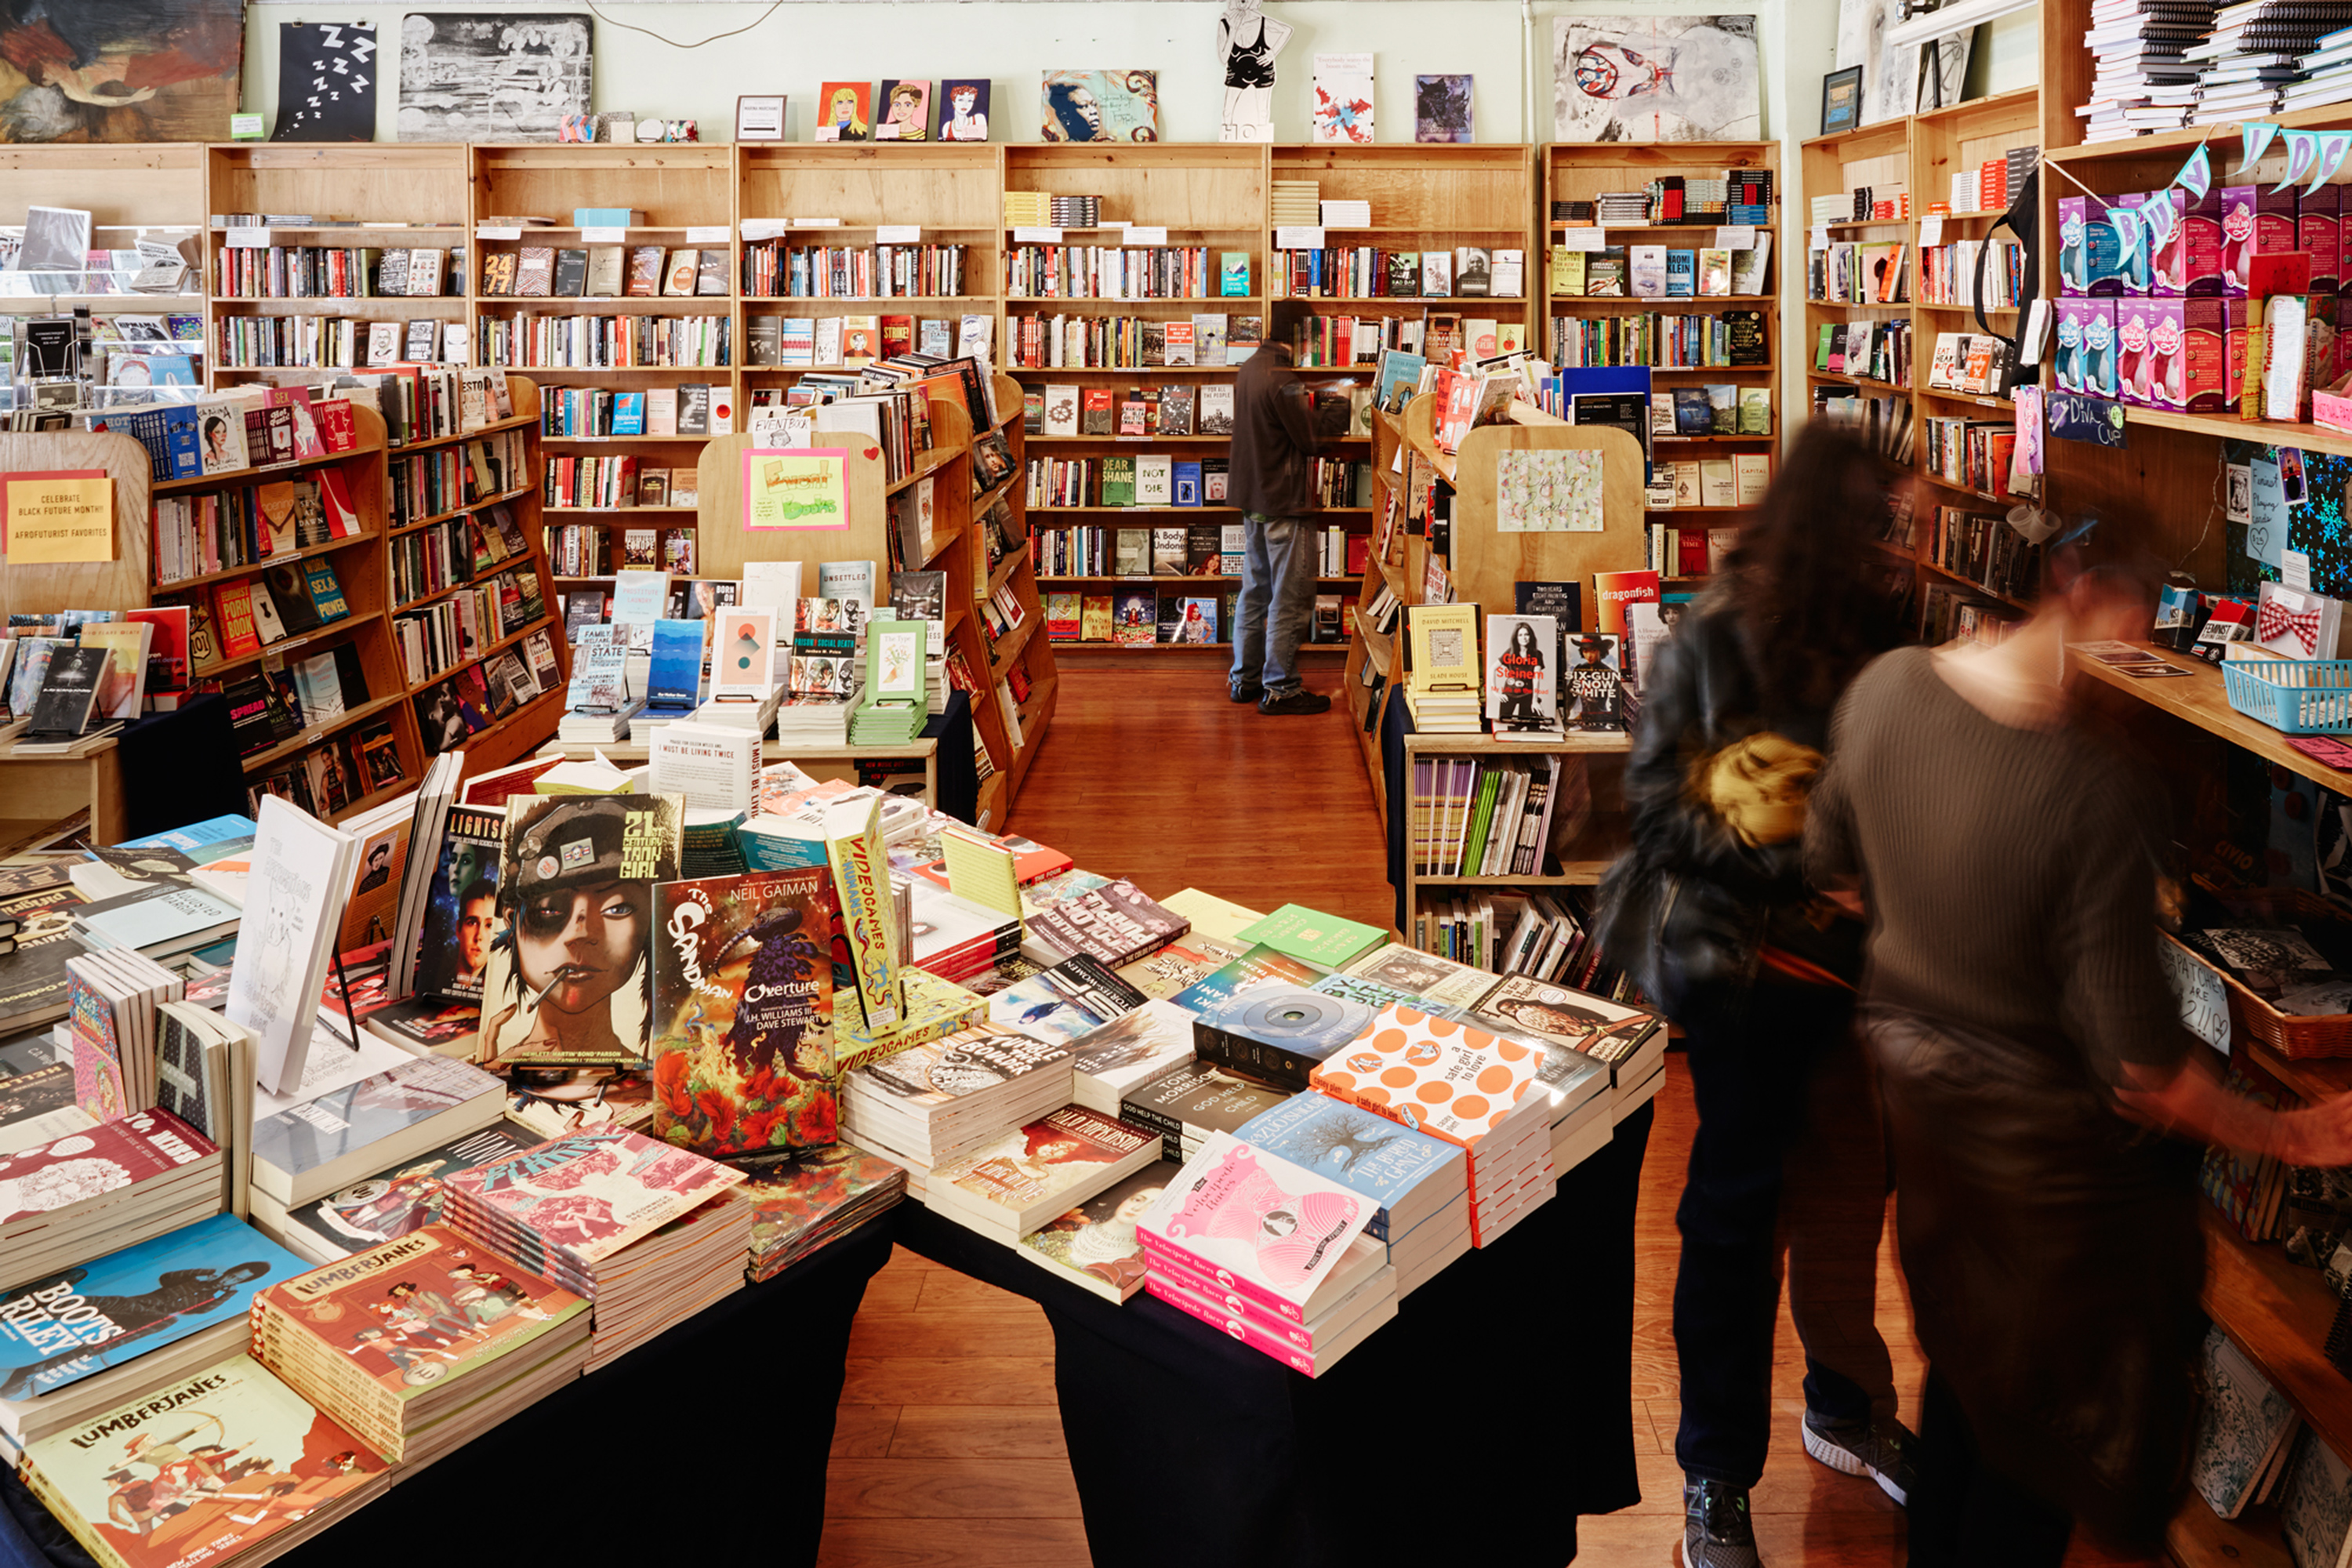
[1143,1274,1388,1377]
[437,1126,744,1269]
[1142,1229,1385,1346]
[65,960,128,1121]
[1137,1131,1374,1323]
[0,1109,215,1226]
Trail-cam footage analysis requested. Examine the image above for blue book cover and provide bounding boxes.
[1167,944,1320,1016]
[0,1214,307,1401]
[1219,252,1250,296]
[1235,1092,1464,1242]
[120,815,257,853]
[1173,461,1203,507]
[644,619,704,709]
[78,884,241,951]
[1665,251,1697,297]
[249,1053,503,1189]
[612,392,647,436]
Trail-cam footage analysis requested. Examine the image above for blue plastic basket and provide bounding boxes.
[2222,657,2352,734]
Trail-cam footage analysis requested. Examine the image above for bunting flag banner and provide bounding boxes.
[2242,121,2281,173]
[2178,142,2212,201]
[2314,133,2352,195]
[2109,201,2143,263]
[2141,193,2176,246]
[2278,130,2321,192]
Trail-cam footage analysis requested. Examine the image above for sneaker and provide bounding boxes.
[1229,682,1263,703]
[1258,689,1332,716]
[1802,1411,1918,1506]
[1678,1479,1762,1568]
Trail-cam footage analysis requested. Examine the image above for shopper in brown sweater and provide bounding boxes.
[1805,563,2352,1566]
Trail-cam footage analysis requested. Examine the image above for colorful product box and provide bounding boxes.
[2181,185,2229,296]
[2308,290,2339,408]
[2082,299,2120,397]
[2303,184,2342,294]
[2059,196,2089,296]
[2053,299,2086,392]
[2112,192,2156,296]
[2337,294,2352,381]
[2220,185,2256,296]
[2183,296,2246,412]
[2117,297,2186,409]
[2141,188,2188,296]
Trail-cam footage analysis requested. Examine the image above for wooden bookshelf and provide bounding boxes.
[0,145,205,317]
[1541,140,1780,568]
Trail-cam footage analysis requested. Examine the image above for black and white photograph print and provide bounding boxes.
[273,21,377,141]
[397,13,590,143]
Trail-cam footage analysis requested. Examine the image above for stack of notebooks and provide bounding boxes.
[728,1143,909,1281]
[0,1110,223,1288]
[840,1025,1076,1196]
[437,1127,751,1370]
[1235,1092,1472,1298]
[2186,0,2347,122]
[923,1103,1164,1242]
[1309,1004,1556,1247]
[848,694,926,745]
[2078,0,2212,140]
[1138,1131,1396,1377]
[250,1224,592,1466]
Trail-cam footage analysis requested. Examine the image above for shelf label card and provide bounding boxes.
[1918,215,1945,247]
[1715,224,1757,250]
[475,226,522,241]
[741,220,790,241]
[2158,941,2231,1055]
[1810,223,1831,249]
[1560,227,1607,252]
[224,229,273,249]
[685,226,731,245]
[580,227,627,244]
[1275,227,1327,251]
[1124,226,1170,246]
[2285,547,2314,592]
[1013,227,1063,244]
[877,225,922,244]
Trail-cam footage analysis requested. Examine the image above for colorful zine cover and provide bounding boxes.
[64,960,128,1122]
[1236,1093,1465,1242]
[437,1125,746,1271]
[411,804,503,1003]
[480,793,686,1069]
[24,1354,384,1568]
[1016,1159,1178,1302]
[651,868,841,1160]
[281,1119,545,1260]
[823,793,902,1034]
[0,1215,306,1402]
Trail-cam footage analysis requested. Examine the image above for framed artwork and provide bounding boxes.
[0,0,245,142]
[1552,15,1761,143]
[1838,0,1973,125]
[397,13,590,142]
[1415,74,1474,143]
[877,78,930,141]
[814,80,870,142]
[937,78,990,142]
[736,94,786,142]
[1311,53,1375,144]
[1040,70,1160,143]
[1820,66,1863,134]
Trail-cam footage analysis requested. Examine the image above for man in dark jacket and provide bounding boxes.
[1228,299,1327,714]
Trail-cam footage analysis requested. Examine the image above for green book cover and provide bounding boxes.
[1815,323,1835,370]
[1102,455,1138,508]
[1461,768,1501,874]
[1234,902,1387,968]
[1220,253,1250,296]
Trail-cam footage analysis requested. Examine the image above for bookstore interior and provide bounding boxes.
[29,0,2352,1565]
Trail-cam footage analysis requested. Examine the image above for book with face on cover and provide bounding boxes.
[1138,1131,1381,1321]
[275,1119,545,1265]
[1015,1158,1180,1302]
[226,797,358,1097]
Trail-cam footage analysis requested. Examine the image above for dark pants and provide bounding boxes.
[1674,982,1896,1488]
[1907,1370,2074,1568]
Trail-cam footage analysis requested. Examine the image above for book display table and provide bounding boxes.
[897,1105,1655,1568]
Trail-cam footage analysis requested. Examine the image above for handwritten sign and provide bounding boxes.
[743,448,851,532]
[5,470,112,564]
[2249,456,2287,564]
[2158,941,2232,1054]
[476,226,522,241]
[1918,215,1944,247]
[741,220,791,241]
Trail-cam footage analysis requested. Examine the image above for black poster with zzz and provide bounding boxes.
[273,22,378,142]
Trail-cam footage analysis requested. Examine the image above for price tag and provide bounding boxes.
[2159,941,2232,1054]
[1013,227,1064,244]
[790,217,842,228]
[1560,227,1606,252]
[224,229,273,249]
[1125,226,1169,246]
[685,226,731,245]
[1275,226,1327,251]
[1918,215,1945,246]
[475,226,522,242]
[581,227,627,245]
[1715,224,1756,250]
[1810,223,1831,249]
[741,220,790,241]
[877,225,922,244]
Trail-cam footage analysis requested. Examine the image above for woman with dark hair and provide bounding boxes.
[1601,423,1911,1568]
[1045,81,1103,143]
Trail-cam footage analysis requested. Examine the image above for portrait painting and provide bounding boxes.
[1041,70,1160,143]
[937,78,990,141]
[877,78,929,141]
[0,0,245,143]
[1416,74,1473,143]
[815,79,871,141]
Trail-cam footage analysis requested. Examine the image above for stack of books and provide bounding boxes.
[1023,880,1190,968]
[254,1117,545,1266]
[62,947,183,1113]
[726,1143,909,1282]
[1272,182,1321,227]
[1118,1058,1290,1165]
[923,1104,1163,1242]
[250,1224,592,1465]
[557,699,643,743]
[1595,191,1651,225]
[1465,974,1669,1123]
[1309,1003,1557,1247]
[247,1051,507,1213]
[0,1110,222,1287]
[908,878,1025,983]
[1236,1092,1472,1298]
[70,879,240,960]
[840,1025,1076,1196]
[848,694,926,745]
[1138,1131,1396,1376]
[1319,199,1372,227]
[771,690,858,746]
[1067,996,1197,1113]
[985,955,1148,1047]
[437,1126,750,1370]
[697,685,787,738]
[2279,16,2352,107]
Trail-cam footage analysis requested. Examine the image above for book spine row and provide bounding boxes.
[214,245,459,300]
[1809,241,1911,306]
[1287,311,1425,368]
[1919,582,2020,647]
[215,313,367,370]
[391,517,470,605]
[1931,505,2041,600]
[394,579,503,684]
[1918,240,2026,309]
[151,489,264,586]
[389,447,465,528]
[1921,416,2016,499]
[1547,311,1767,371]
[1004,245,1211,300]
[1011,313,1236,370]
[477,312,731,369]
[742,242,969,299]
[1646,524,1734,578]
[1812,393,1914,464]
[1410,753,1563,880]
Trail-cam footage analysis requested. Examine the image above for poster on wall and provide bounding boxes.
[1416,74,1474,143]
[1312,53,1376,144]
[273,21,376,142]
[1552,16,1761,143]
[0,0,245,143]
[397,13,590,142]
[1041,70,1160,143]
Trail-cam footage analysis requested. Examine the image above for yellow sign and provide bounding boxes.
[5,470,113,564]
[742,448,851,532]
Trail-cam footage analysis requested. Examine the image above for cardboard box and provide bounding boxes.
[2081,298,2120,397]
[2220,185,2256,297]
[2304,183,2342,293]
[2112,191,2156,296]
[2053,298,2087,393]
[2059,196,2089,296]
[2258,187,2301,290]
[2142,188,2188,296]
[2118,296,2185,409]
[2183,296,2245,412]
[2182,185,2229,296]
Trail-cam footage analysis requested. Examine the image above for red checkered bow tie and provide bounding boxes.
[2259,597,2325,655]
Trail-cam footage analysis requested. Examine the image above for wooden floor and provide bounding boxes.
[824,662,1929,1568]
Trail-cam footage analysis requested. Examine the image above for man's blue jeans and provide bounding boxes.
[1230,513,1317,699]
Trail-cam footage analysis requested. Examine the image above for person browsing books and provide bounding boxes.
[1599,425,1912,1568]
[1228,298,1327,714]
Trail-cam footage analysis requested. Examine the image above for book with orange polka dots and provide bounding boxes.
[1306,1004,1551,1152]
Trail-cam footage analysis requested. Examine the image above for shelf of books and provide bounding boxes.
[1541,141,1778,574]
[1800,115,1916,499]
[470,144,736,583]
[1,145,208,381]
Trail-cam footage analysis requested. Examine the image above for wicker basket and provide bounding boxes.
[2169,887,2352,1059]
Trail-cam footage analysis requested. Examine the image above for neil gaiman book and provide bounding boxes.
[651,868,842,1161]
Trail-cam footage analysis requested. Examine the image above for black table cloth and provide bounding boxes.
[0,1216,894,1568]
[898,1105,1655,1568]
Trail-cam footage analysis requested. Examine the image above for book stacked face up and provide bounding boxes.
[725,1143,910,1283]
[840,1025,1079,1199]
[434,1126,752,1370]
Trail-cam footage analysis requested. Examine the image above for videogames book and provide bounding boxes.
[437,1125,746,1271]
[22,1353,384,1568]
[479,793,686,1069]
[0,1215,306,1403]
[410,805,503,1004]
[278,1119,545,1262]
[1015,1158,1178,1302]
[649,869,842,1161]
